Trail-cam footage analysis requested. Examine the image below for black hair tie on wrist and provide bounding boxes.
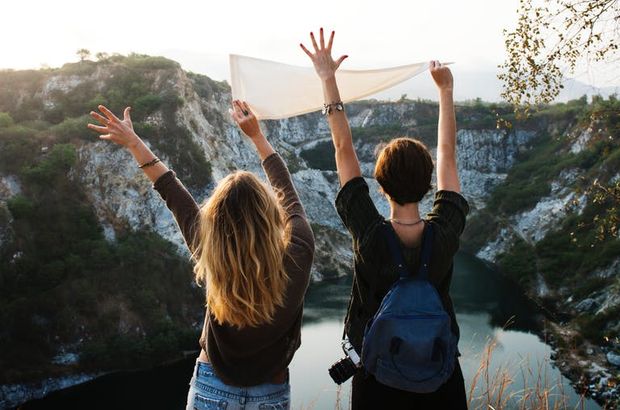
[138,157,160,169]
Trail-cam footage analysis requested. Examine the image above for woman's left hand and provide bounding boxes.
[230,100,263,140]
[300,28,348,81]
[88,105,141,148]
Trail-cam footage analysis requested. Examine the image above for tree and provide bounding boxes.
[95,52,109,61]
[499,0,619,117]
[76,48,91,62]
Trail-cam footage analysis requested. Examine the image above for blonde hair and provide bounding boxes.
[193,171,289,329]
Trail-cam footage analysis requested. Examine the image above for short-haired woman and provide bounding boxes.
[301,29,469,409]
[87,100,314,410]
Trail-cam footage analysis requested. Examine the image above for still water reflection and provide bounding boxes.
[23,253,599,409]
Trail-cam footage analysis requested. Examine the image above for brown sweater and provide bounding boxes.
[153,153,315,386]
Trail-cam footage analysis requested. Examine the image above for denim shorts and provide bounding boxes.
[185,360,290,410]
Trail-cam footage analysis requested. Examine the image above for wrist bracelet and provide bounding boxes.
[138,157,160,168]
[322,101,344,116]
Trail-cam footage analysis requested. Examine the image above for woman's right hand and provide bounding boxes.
[87,105,141,148]
[300,28,348,81]
[230,100,263,140]
[429,60,453,92]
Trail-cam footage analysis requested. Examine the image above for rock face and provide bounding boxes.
[24,66,531,279]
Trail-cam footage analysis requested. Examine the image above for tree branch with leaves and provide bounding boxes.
[499,0,619,118]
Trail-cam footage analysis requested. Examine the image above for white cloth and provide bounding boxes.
[229,54,429,120]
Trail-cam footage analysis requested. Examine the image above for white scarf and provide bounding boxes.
[230,54,429,120]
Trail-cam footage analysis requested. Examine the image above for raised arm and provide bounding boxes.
[230,100,304,217]
[88,105,169,183]
[87,105,201,254]
[301,28,361,187]
[430,61,460,193]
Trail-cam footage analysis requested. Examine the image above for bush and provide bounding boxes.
[51,115,92,141]
[125,54,180,70]
[21,143,77,184]
[300,141,336,171]
[7,195,35,219]
[133,94,163,118]
[0,112,14,128]
[0,127,39,173]
[497,238,537,286]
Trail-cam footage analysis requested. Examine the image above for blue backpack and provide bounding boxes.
[361,221,457,393]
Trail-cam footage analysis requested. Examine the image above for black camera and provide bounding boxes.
[328,339,362,384]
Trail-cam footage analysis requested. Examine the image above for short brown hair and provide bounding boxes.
[374,137,434,205]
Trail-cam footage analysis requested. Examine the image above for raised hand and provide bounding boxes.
[230,100,262,139]
[230,100,274,160]
[88,105,140,148]
[429,60,453,92]
[300,28,348,81]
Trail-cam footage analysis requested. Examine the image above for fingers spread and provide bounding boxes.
[123,107,132,122]
[310,31,319,52]
[300,43,313,58]
[90,111,110,125]
[335,55,348,69]
[87,123,107,133]
[327,30,335,51]
[98,105,120,122]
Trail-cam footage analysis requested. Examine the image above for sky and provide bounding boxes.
[1,0,617,101]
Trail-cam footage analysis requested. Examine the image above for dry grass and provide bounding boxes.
[467,335,587,410]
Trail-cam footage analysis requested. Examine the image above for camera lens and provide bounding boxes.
[328,357,358,384]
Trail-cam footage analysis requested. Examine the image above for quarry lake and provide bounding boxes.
[22,253,599,410]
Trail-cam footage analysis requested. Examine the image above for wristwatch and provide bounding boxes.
[322,101,344,115]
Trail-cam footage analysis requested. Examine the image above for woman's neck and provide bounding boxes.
[388,199,421,222]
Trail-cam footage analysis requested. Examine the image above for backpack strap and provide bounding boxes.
[417,222,434,281]
[382,222,410,279]
[383,221,435,280]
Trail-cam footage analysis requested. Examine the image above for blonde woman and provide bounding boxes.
[87,100,314,410]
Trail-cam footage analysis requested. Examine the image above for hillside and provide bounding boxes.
[0,54,617,407]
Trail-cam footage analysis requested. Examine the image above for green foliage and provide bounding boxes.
[187,71,230,99]
[300,141,336,171]
[7,195,34,219]
[486,134,558,214]
[499,0,619,117]
[50,115,92,141]
[0,161,203,382]
[76,48,91,62]
[0,70,47,122]
[0,112,14,127]
[0,125,39,173]
[21,144,77,184]
[460,209,500,253]
[144,103,213,189]
[497,238,537,287]
[80,319,197,370]
[575,305,620,342]
[59,61,98,76]
[124,54,180,70]
[133,94,163,117]
[457,100,516,130]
